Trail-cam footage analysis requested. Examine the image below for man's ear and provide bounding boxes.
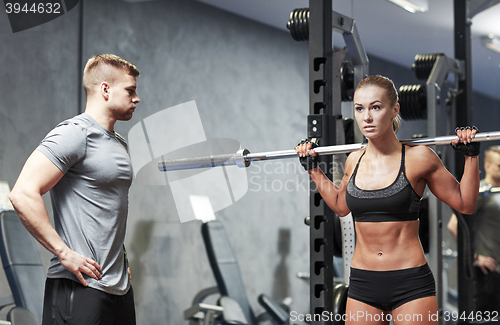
[100,82,110,100]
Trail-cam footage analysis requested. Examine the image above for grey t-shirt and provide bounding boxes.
[37,113,133,295]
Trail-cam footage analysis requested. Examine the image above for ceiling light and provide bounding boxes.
[481,34,500,54]
[387,0,429,13]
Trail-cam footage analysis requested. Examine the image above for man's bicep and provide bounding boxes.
[17,150,65,195]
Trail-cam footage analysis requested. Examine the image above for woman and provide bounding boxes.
[295,75,479,325]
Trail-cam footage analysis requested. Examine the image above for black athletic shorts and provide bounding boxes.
[42,278,136,325]
[348,263,436,311]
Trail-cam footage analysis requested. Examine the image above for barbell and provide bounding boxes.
[158,131,500,172]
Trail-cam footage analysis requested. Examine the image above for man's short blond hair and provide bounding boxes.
[83,54,140,97]
[484,145,500,164]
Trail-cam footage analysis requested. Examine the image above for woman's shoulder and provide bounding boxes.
[344,149,364,174]
[405,145,442,168]
[405,144,438,155]
[346,149,364,163]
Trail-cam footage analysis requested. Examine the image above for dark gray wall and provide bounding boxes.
[0,6,81,323]
[0,0,499,324]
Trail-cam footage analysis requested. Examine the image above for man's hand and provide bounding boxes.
[475,254,496,274]
[58,247,102,286]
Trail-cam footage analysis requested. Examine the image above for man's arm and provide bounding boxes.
[476,255,496,274]
[447,213,458,241]
[447,212,495,274]
[9,150,102,286]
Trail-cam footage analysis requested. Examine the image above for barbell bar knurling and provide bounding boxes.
[158,131,500,172]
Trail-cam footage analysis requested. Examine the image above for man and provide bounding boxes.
[9,54,140,325]
[448,145,500,315]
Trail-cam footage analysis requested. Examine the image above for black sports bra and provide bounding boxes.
[345,145,421,222]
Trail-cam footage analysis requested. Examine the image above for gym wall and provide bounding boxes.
[0,0,498,324]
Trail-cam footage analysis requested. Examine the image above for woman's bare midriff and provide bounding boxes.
[350,219,427,271]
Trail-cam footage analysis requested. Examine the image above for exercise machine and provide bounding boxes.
[184,220,289,325]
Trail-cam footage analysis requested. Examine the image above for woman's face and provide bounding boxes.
[353,85,399,139]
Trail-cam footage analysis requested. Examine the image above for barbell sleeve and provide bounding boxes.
[158,131,500,172]
[158,149,250,171]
